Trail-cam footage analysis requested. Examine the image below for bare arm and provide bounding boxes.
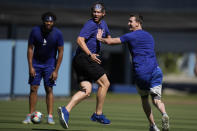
[98,37,121,45]
[97,29,121,45]
[77,36,101,64]
[55,46,64,73]
[50,46,64,80]
[77,37,92,56]
[27,44,36,77]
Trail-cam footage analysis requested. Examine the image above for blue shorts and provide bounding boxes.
[135,66,163,90]
[28,66,56,87]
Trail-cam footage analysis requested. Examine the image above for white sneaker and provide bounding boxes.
[22,114,32,124]
[47,115,55,125]
[162,114,169,131]
[149,125,160,131]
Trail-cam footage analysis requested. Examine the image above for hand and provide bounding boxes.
[29,67,36,77]
[97,29,103,41]
[90,53,101,64]
[50,71,58,81]
[194,64,197,76]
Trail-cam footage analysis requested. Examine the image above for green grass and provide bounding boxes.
[0,93,197,131]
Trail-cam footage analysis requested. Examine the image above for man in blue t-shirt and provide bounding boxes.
[23,12,64,125]
[58,2,111,129]
[97,13,169,131]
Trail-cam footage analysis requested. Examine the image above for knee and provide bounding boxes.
[30,86,38,93]
[101,79,110,89]
[151,95,162,106]
[152,99,162,106]
[85,90,92,97]
[45,87,53,94]
[104,80,110,88]
[97,74,110,89]
[80,84,92,98]
[78,89,91,99]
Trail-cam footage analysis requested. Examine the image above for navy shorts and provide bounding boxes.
[28,66,56,87]
[135,66,163,90]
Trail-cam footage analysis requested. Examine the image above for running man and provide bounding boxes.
[22,12,64,125]
[96,13,170,131]
[57,2,111,129]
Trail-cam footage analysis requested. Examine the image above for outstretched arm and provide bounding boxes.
[97,29,121,45]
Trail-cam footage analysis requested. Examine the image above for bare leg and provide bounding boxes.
[96,74,110,115]
[45,86,54,115]
[141,96,155,126]
[66,81,92,112]
[29,85,39,113]
[152,97,169,130]
[152,98,167,115]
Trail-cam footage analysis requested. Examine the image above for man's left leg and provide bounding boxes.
[45,86,55,124]
[150,67,169,130]
[44,66,56,124]
[96,74,110,114]
[90,74,111,124]
[151,93,169,131]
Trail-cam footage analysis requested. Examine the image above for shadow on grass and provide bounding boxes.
[32,129,88,131]
[0,120,22,124]
[0,128,87,131]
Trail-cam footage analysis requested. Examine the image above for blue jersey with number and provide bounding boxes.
[120,30,158,76]
[28,26,64,68]
[76,19,110,54]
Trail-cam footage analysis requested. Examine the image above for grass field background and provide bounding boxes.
[0,93,197,131]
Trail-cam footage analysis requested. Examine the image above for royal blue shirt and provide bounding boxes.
[120,30,158,76]
[28,26,64,68]
[76,19,110,55]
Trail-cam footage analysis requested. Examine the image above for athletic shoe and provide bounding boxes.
[149,125,160,131]
[57,107,69,129]
[47,115,55,125]
[90,113,111,125]
[162,114,169,131]
[22,114,32,124]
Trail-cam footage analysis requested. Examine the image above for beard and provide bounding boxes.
[41,24,53,38]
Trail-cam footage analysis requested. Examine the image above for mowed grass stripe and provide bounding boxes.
[0,94,197,131]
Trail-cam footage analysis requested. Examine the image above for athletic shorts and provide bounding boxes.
[28,66,56,87]
[135,66,163,97]
[73,52,105,83]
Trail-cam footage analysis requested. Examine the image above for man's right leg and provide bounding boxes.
[141,96,160,131]
[23,85,39,124]
[151,96,169,131]
[141,96,156,126]
[29,85,39,113]
[58,81,92,129]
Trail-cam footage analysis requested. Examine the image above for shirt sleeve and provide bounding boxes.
[104,23,110,37]
[79,21,95,39]
[28,29,35,45]
[57,31,64,47]
[120,33,132,43]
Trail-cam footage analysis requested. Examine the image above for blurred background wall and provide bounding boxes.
[0,0,197,98]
